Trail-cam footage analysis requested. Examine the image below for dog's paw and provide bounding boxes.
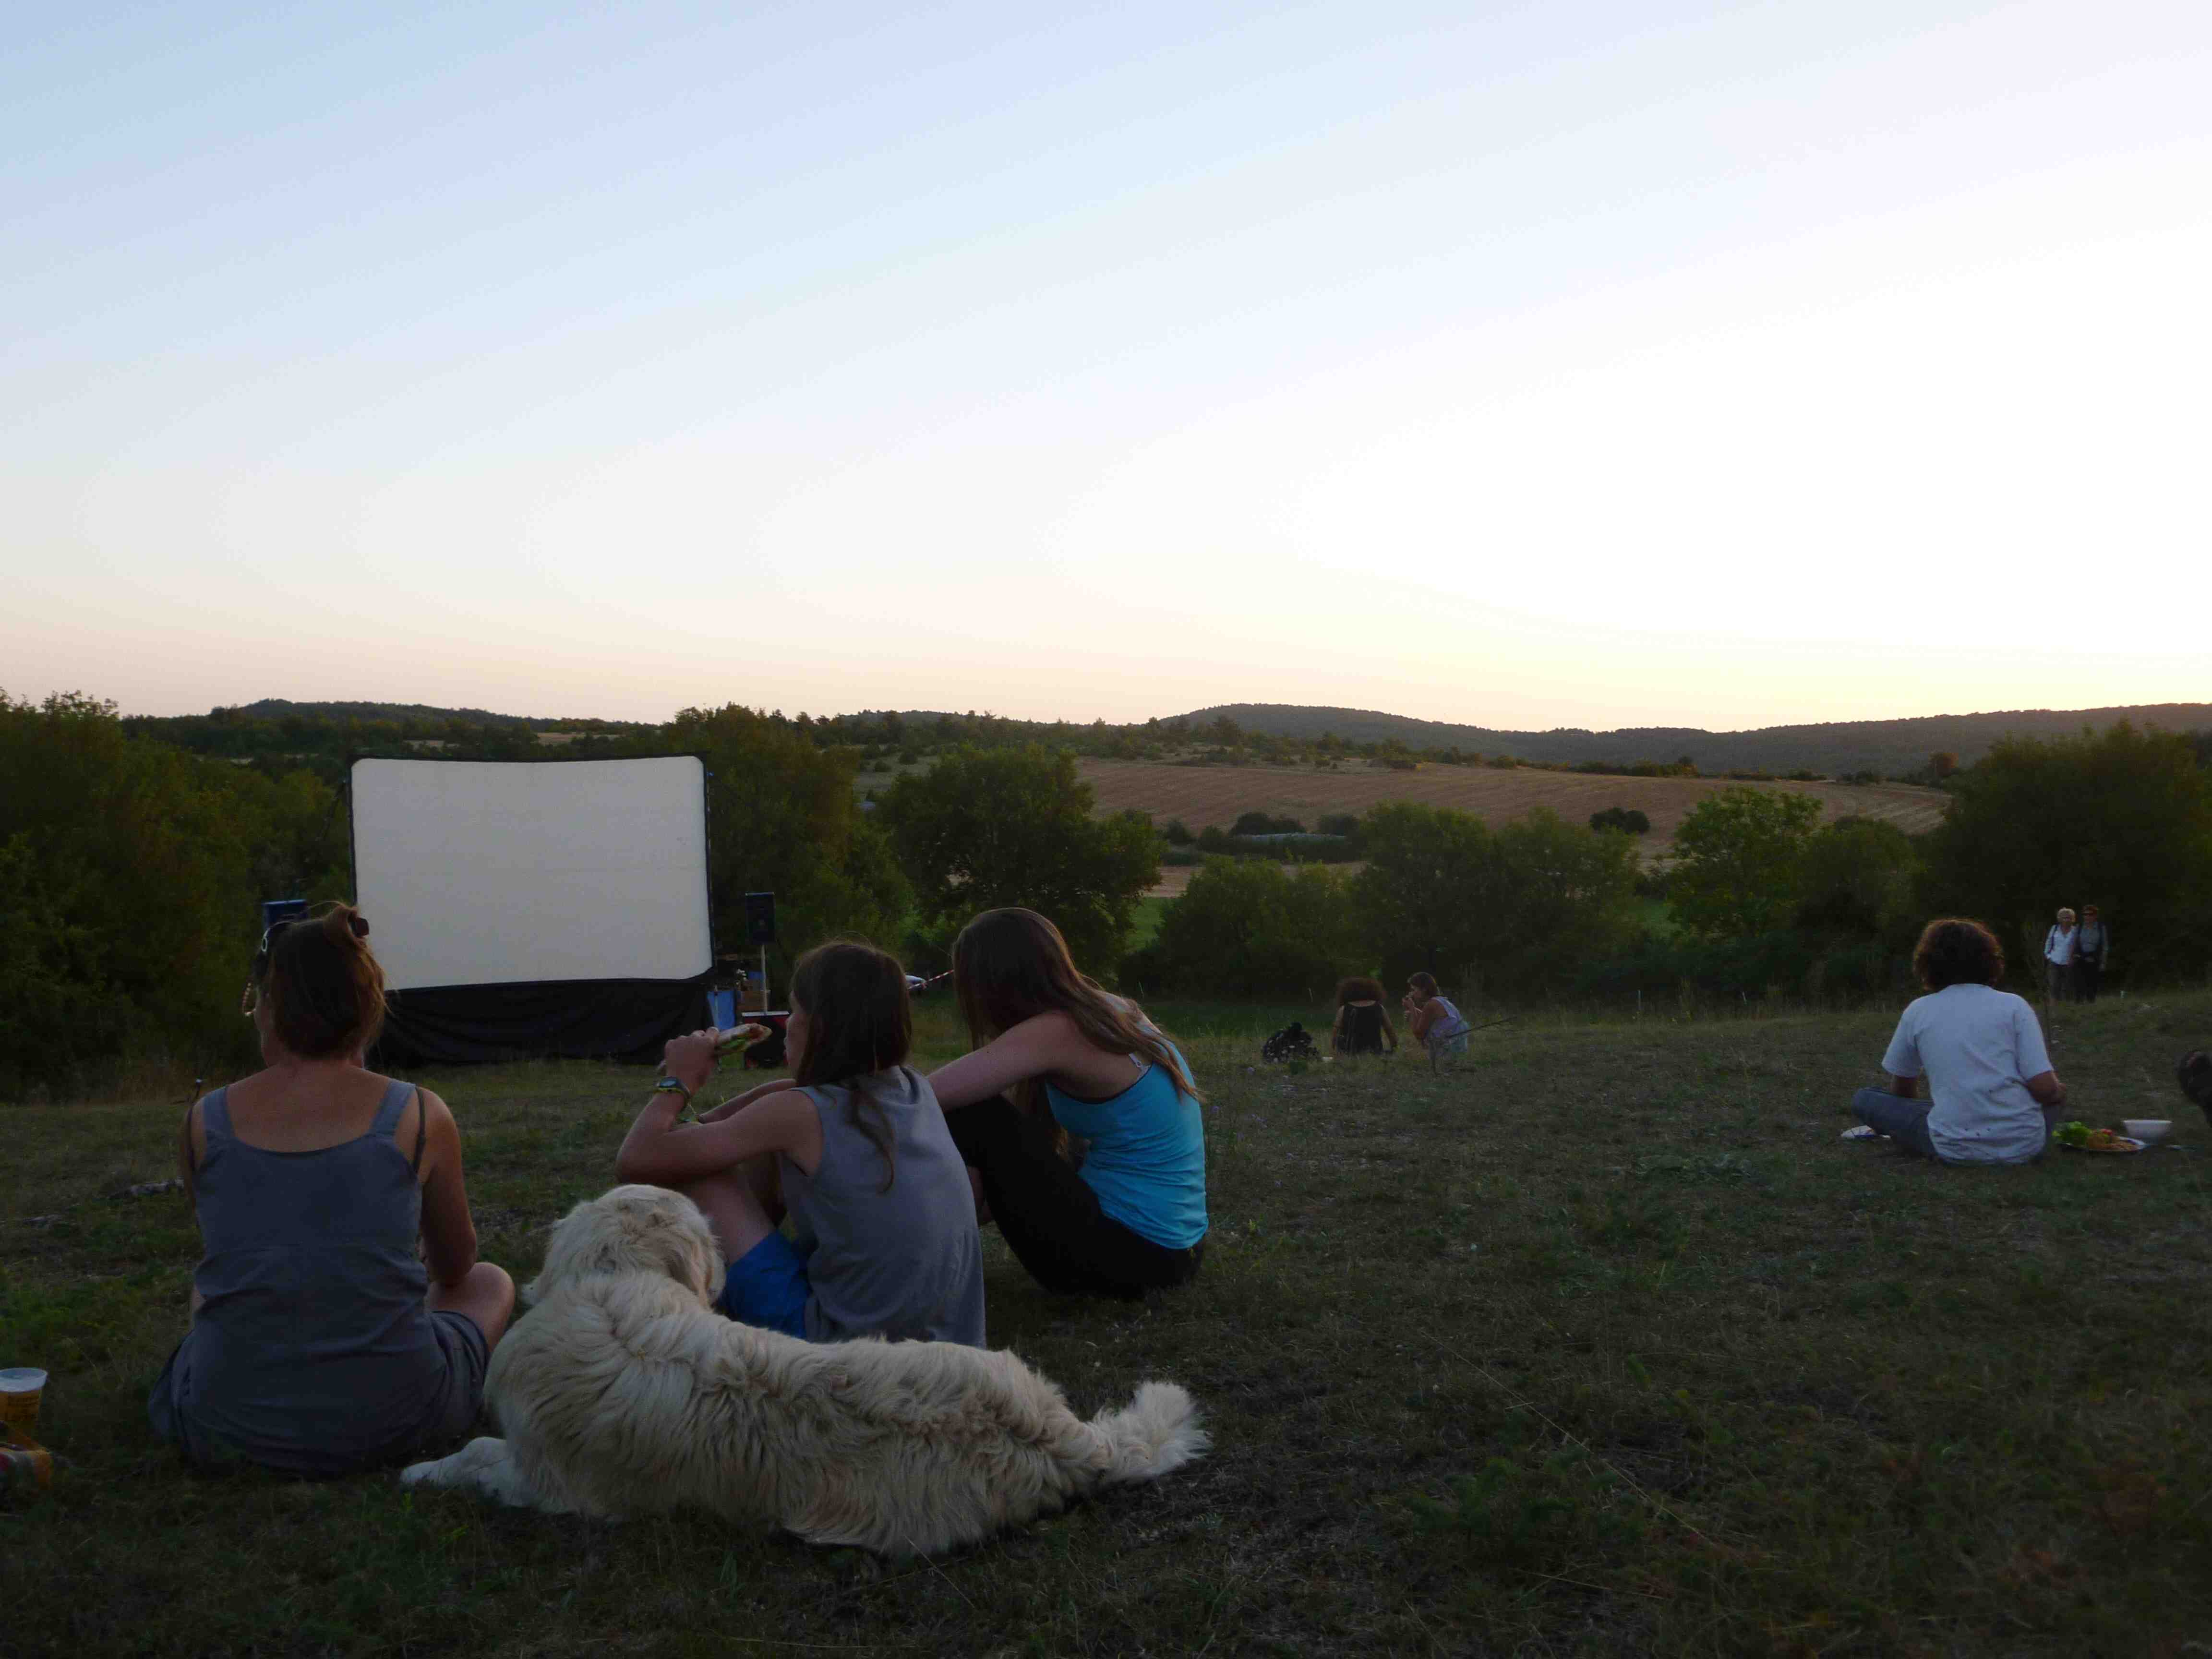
[402,1436,528,1498]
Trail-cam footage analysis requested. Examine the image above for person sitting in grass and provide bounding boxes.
[927,907,1207,1299]
[1851,917,2070,1164]
[1331,976,1397,1056]
[616,939,984,1347]
[1402,973,1473,1063]
[150,904,516,1475]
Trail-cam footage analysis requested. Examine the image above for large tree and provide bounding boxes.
[1489,806,1643,992]
[1920,722,2212,984]
[1666,787,1824,938]
[1350,800,1501,989]
[1351,801,1640,998]
[666,705,910,977]
[1130,858,1355,1000]
[880,745,1158,969]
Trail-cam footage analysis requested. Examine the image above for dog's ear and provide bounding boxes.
[630,1197,720,1299]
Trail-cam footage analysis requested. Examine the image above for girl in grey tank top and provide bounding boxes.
[616,940,985,1347]
[148,1079,487,1475]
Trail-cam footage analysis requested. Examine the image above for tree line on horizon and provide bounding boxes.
[130,695,2212,786]
[6,690,2210,1094]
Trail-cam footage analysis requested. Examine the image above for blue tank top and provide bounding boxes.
[149,1078,458,1474]
[1046,1046,1207,1250]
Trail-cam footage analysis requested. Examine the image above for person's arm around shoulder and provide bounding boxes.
[929,1010,1091,1108]
[413,1088,481,1290]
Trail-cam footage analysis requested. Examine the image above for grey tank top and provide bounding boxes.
[782,1067,986,1347]
[151,1078,455,1471]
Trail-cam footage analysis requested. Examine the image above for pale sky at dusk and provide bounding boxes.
[6,2,2208,731]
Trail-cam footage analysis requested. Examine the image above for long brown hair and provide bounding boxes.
[951,908,1201,1123]
[788,939,911,1191]
[252,902,385,1058]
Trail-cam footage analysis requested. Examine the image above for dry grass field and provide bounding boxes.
[1077,759,1949,852]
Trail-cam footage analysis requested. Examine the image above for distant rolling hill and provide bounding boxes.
[1176,702,2212,779]
[222,699,650,731]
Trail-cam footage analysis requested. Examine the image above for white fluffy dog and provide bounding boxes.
[402,1185,1206,1556]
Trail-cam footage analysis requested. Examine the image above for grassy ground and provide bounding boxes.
[6,993,2211,1657]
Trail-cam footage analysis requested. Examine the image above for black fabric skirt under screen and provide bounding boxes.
[373,975,712,1067]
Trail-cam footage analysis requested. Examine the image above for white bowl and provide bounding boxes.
[2122,1119,2171,1146]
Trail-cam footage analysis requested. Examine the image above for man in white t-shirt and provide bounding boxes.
[1852,918,2068,1165]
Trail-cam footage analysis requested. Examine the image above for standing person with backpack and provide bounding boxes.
[2073,905,2111,1001]
[2042,907,2079,1002]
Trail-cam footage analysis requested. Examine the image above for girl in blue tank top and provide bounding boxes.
[928,908,1207,1298]
[149,905,515,1476]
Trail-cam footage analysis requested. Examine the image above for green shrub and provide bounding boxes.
[1122,858,1354,1000]
[1589,806,1651,835]
[879,745,1156,972]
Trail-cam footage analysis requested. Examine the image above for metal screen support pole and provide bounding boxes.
[760,945,769,1013]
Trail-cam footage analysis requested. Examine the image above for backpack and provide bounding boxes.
[1261,1022,1318,1063]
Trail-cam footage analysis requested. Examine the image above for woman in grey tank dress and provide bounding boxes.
[150,906,514,1475]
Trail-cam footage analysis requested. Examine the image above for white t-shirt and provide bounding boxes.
[1880,985,2054,1165]
[2044,926,2076,965]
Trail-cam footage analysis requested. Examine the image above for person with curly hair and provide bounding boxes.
[1849,918,2069,1164]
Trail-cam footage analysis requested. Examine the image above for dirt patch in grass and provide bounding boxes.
[5,996,2210,1655]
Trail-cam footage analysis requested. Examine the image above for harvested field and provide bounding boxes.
[1080,757,1948,852]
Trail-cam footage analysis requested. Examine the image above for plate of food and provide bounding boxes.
[2053,1121,2146,1154]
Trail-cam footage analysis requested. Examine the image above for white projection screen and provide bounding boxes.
[352,757,712,992]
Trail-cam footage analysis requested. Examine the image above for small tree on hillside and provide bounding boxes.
[1128,858,1355,999]
[1351,801,1500,987]
[1666,787,1824,938]
[880,745,1158,970]
[1795,817,1921,942]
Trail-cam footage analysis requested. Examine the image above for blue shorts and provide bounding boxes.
[714,1231,814,1339]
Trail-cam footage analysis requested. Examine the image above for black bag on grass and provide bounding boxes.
[1261,1022,1317,1063]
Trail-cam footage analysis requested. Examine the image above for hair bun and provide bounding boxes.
[349,913,371,939]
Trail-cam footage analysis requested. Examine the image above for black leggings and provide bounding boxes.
[944,1097,1204,1298]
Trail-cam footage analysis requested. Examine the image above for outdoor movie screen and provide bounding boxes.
[351,757,713,993]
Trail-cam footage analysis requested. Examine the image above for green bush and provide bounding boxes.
[1920,721,2212,986]
[1666,788,1823,939]
[1589,806,1651,835]
[667,704,911,981]
[879,745,1157,972]
[0,692,349,1092]
[1122,858,1355,1000]
[1353,802,1639,999]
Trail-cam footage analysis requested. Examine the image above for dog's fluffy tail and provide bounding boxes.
[1088,1381,1208,1485]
